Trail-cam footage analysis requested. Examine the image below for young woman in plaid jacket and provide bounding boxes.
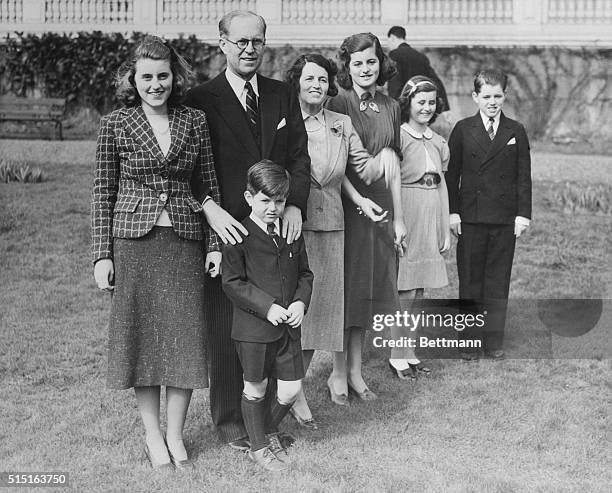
[91,36,243,470]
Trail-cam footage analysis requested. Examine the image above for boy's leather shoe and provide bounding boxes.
[266,433,290,462]
[277,431,296,449]
[248,446,288,471]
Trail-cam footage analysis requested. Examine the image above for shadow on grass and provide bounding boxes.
[1,143,611,491]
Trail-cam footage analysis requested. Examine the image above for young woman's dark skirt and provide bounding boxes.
[107,227,208,390]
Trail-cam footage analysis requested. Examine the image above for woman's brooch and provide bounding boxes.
[330,121,344,137]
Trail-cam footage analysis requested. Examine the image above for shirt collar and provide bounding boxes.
[353,85,374,100]
[225,69,259,99]
[401,122,433,140]
[301,108,325,125]
[249,213,279,235]
[479,111,500,128]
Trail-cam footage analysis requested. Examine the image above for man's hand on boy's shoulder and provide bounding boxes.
[281,205,303,244]
[202,199,249,245]
[266,303,290,326]
[286,301,305,328]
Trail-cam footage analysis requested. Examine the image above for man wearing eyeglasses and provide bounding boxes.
[184,10,310,454]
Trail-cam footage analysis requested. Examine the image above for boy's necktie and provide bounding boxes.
[487,117,495,140]
[267,223,279,247]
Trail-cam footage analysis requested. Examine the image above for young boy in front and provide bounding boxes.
[222,160,314,472]
[445,68,532,360]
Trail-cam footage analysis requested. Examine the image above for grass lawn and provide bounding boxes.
[1,140,611,492]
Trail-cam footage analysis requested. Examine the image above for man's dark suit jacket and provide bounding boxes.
[222,217,313,343]
[388,42,450,111]
[183,72,310,221]
[445,112,532,224]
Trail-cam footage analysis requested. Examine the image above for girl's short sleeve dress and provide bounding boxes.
[397,124,449,290]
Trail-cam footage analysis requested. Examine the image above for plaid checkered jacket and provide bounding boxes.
[91,104,221,263]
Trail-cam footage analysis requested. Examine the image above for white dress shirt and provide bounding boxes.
[301,108,325,130]
[249,213,280,236]
[225,69,259,111]
[479,111,500,136]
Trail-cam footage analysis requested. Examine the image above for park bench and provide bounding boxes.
[0,96,66,140]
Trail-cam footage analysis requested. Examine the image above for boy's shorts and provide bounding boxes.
[234,331,304,382]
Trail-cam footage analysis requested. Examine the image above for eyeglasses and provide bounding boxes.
[223,37,266,51]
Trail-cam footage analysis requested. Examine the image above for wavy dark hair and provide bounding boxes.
[246,159,291,199]
[285,53,338,98]
[473,68,508,93]
[336,32,397,90]
[115,35,193,107]
[399,75,444,125]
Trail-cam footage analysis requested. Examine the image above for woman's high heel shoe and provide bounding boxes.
[347,379,378,401]
[289,407,319,430]
[144,444,174,470]
[165,437,195,471]
[388,362,417,381]
[327,379,350,406]
[408,361,432,374]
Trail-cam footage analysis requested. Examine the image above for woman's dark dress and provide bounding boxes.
[327,88,401,330]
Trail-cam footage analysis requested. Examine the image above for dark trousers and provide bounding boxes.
[456,223,516,352]
[205,276,247,442]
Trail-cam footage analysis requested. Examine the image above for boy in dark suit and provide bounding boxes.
[445,68,532,360]
[222,160,313,471]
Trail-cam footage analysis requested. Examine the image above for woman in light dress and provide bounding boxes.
[285,53,396,422]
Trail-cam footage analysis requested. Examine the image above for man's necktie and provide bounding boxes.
[487,117,495,140]
[245,81,258,133]
[267,223,279,247]
[359,92,380,113]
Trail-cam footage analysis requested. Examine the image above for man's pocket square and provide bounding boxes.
[507,137,516,145]
[277,118,286,130]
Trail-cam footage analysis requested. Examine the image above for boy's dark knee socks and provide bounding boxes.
[268,396,295,431]
[263,379,278,433]
[241,393,267,452]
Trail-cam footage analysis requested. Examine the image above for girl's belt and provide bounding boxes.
[413,172,441,186]
[403,172,441,189]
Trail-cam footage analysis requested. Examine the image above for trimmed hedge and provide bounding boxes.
[1,32,611,143]
[0,32,217,114]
